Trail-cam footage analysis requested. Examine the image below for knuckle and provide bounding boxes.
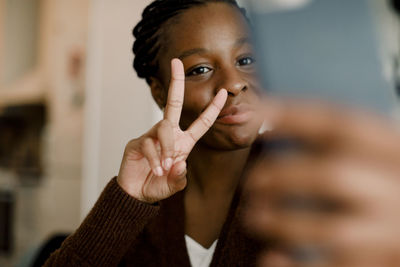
[169,175,187,192]
[179,168,187,178]
[141,137,154,150]
[160,142,173,156]
[172,75,185,81]
[163,146,174,156]
[187,130,198,143]
[124,138,140,153]
[126,138,139,148]
[200,115,213,128]
[167,99,183,109]
[158,119,172,130]
[143,137,153,145]
[175,178,187,191]
[211,101,222,112]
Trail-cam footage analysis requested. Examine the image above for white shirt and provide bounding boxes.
[185,235,217,267]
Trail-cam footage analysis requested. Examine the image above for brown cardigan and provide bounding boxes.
[44,145,263,267]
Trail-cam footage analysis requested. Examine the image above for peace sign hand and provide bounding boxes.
[117,59,228,203]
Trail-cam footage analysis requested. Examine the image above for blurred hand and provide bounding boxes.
[117,59,227,203]
[244,100,400,267]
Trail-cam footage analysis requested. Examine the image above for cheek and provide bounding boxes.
[180,85,215,129]
[247,75,264,97]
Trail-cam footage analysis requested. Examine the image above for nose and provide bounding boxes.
[217,66,247,96]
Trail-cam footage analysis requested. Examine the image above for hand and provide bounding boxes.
[117,59,227,203]
[244,100,400,267]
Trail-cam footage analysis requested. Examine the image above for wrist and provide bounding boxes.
[116,176,155,204]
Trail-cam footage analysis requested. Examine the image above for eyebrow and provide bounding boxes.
[178,48,208,60]
[235,37,251,48]
[177,37,251,60]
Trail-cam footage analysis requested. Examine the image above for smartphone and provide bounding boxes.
[246,0,397,115]
[244,1,398,262]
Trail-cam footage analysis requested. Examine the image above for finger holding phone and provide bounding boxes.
[244,100,400,267]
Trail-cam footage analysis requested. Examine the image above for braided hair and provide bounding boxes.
[132,0,248,84]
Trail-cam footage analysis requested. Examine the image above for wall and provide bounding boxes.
[2,0,39,86]
[0,1,90,265]
[82,0,161,217]
[37,0,90,236]
[0,1,4,87]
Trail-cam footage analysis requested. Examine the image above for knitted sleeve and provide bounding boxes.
[43,177,160,267]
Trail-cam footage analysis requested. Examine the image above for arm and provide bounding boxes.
[44,177,159,266]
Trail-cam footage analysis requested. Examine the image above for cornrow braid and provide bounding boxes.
[132,0,248,84]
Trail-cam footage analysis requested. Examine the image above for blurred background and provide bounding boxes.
[0,0,399,266]
[0,0,160,265]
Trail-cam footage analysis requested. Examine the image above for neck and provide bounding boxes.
[186,143,251,198]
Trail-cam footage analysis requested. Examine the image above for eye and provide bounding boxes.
[237,56,255,66]
[186,66,212,76]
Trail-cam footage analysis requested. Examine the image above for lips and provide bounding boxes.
[216,104,254,125]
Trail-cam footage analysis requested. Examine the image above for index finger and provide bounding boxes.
[164,58,185,126]
[187,89,228,142]
[263,98,400,161]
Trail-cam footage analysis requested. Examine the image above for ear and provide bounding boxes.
[148,77,167,110]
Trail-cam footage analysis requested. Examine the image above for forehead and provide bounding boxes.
[162,2,250,58]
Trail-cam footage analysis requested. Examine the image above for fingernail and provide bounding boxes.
[163,158,173,171]
[154,166,164,177]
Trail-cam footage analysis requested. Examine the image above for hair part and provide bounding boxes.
[132,0,248,84]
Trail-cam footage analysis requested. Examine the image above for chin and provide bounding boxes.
[201,124,260,151]
[227,130,259,149]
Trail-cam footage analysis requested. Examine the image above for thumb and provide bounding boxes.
[167,161,187,193]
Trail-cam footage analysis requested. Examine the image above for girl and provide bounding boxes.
[45,1,264,266]
[44,1,400,266]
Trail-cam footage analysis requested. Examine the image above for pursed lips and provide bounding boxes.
[216,104,254,124]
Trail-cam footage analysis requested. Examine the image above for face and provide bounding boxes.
[154,2,263,150]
